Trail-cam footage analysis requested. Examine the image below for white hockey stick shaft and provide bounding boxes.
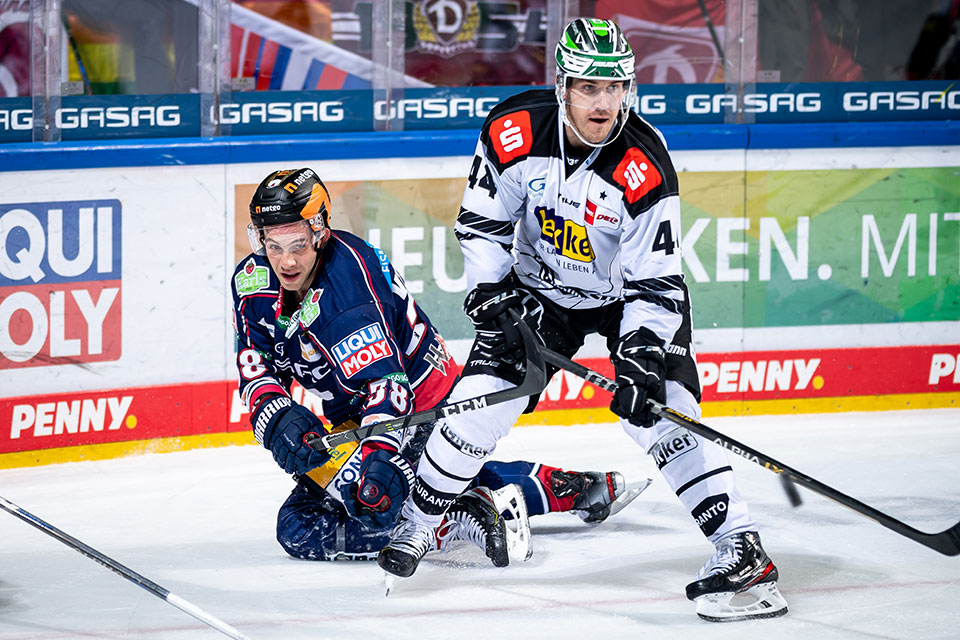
[0,495,251,640]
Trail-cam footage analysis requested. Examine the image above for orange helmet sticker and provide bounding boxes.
[301,182,331,223]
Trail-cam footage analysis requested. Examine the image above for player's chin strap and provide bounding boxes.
[305,310,548,451]
[540,347,960,557]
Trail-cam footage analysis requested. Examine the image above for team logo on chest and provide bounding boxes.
[536,206,594,262]
[332,323,393,377]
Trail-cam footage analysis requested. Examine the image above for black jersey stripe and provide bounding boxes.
[457,209,515,237]
[624,291,684,314]
[626,275,685,293]
[675,466,733,496]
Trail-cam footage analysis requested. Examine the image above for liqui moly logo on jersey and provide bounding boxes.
[0,200,122,369]
[332,323,393,377]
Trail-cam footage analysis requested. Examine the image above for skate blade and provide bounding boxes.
[694,581,788,622]
[383,572,398,597]
[606,478,653,518]
[488,484,533,563]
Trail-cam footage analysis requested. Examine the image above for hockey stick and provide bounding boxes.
[541,348,960,557]
[0,496,250,640]
[306,314,548,450]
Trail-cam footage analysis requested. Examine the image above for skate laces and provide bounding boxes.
[447,508,489,551]
[387,519,436,559]
[697,533,745,580]
[434,518,460,552]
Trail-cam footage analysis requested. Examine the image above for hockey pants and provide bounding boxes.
[404,374,757,544]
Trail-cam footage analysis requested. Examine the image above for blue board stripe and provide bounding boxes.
[0,122,957,172]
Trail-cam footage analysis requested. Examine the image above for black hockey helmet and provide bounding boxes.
[248,168,331,254]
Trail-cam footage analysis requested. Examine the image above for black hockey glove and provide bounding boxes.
[252,396,330,475]
[341,449,415,529]
[609,328,667,428]
[464,276,543,363]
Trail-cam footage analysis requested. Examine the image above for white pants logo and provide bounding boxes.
[499,119,524,153]
[624,160,648,190]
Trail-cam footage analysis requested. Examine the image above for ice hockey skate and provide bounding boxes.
[445,484,532,566]
[379,484,532,591]
[685,531,788,622]
[550,470,652,523]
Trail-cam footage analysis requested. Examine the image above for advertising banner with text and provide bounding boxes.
[1,148,957,466]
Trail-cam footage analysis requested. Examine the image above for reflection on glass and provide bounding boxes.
[757,1,937,82]
[596,0,727,84]
[62,0,199,94]
[0,0,30,97]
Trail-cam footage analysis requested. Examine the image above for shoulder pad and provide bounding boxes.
[481,90,556,169]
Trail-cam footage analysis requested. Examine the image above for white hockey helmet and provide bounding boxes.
[555,18,637,148]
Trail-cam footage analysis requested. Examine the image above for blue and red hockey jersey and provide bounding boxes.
[231,231,457,432]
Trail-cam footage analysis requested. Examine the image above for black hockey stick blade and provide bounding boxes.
[780,473,803,507]
[541,347,960,557]
[0,496,250,639]
[307,316,548,451]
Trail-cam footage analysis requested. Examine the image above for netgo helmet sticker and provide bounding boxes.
[0,200,122,369]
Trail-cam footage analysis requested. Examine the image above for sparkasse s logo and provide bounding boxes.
[489,110,532,165]
[613,148,662,203]
[0,200,122,369]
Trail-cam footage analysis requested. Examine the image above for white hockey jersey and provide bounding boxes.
[455,89,689,346]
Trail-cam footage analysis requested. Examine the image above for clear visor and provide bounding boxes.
[555,73,637,149]
[247,219,325,257]
[559,75,636,113]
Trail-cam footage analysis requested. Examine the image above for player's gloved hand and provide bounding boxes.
[252,395,330,475]
[464,275,543,362]
[610,328,667,428]
[341,449,415,529]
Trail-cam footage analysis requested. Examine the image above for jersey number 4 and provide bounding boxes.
[653,220,677,255]
[468,155,498,199]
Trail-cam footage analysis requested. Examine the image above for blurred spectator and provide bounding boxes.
[0,0,29,97]
[907,0,960,79]
[759,0,929,82]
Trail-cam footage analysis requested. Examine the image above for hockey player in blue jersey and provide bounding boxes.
[231,167,646,563]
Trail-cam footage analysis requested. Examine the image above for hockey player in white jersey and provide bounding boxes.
[378,18,788,622]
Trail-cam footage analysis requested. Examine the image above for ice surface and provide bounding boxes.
[2,409,958,639]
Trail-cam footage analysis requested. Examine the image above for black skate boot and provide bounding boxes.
[685,531,788,622]
[550,470,629,523]
[377,517,438,579]
[445,485,532,566]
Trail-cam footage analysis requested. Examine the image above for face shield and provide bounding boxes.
[247,218,329,257]
[555,73,637,148]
